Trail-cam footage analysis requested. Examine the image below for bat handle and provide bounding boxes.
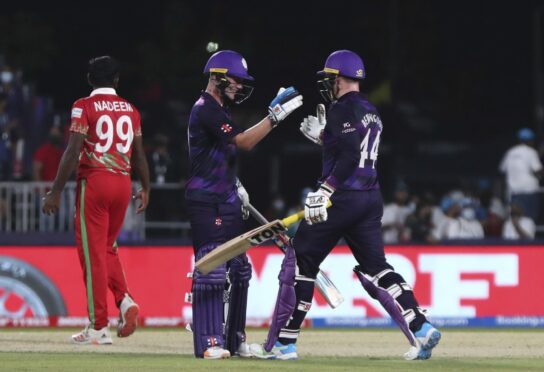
[281,210,305,228]
[281,200,332,227]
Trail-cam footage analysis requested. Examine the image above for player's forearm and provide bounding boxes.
[232,117,274,151]
[50,150,79,193]
[132,152,151,191]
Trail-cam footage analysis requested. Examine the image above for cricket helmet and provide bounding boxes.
[317,50,365,103]
[204,50,254,104]
[203,50,254,81]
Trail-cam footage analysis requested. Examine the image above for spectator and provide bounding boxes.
[0,91,20,180]
[382,184,413,243]
[148,133,172,185]
[502,203,536,240]
[499,128,543,222]
[482,201,506,238]
[32,127,64,181]
[433,198,484,240]
[404,197,438,244]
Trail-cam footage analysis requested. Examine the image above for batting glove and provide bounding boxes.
[300,104,326,145]
[304,184,334,225]
[236,178,250,220]
[268,87,303,126]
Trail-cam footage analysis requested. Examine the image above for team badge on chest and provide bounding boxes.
[220,123,232,133]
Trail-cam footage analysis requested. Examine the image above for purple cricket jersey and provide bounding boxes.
[320,91,383,191]
[185,92,243,203]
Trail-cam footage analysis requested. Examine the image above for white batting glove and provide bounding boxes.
[300,104,326,145]
[304,184,334,225]
[236,178,250,220]
[268,87,303,126]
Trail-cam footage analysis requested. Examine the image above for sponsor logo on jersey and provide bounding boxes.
[221,123,233,133]
[71,108,83,118]
[342,122,356,134]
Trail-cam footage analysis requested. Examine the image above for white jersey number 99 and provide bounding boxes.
[95,115,134,154]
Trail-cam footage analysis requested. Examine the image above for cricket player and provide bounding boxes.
[251,50,441,360]
[186,50,302,359]
[42,56,150,345]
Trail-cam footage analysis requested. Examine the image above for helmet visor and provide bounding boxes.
[317,73,337,103]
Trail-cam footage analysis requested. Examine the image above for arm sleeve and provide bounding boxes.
[69,100,89,135]
[199,106,242,143]
[324,110,361,189]
[529,149,542,172]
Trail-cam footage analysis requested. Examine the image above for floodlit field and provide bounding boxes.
[1,328,543,371]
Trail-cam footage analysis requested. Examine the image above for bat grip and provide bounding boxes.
[281,210,305,228]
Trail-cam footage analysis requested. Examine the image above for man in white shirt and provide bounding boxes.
[382,186,413,243]
[502,203,536,240]
[433,199,484,240]
[499,128,543,221]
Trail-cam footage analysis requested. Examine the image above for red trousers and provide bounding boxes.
[75,172,132,330]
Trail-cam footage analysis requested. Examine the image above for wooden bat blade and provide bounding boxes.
[195,219,286,274]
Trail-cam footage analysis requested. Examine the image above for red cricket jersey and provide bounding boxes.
[69,88,142,179]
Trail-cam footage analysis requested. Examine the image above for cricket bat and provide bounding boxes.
[246,203,344,308]
[195,209,306,275]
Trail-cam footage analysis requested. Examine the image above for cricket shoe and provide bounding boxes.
[203,346,231,359]
[71,325,112,345]
[236,341,253,358]
[117,294,139,338]
[249,341,298,360]
[404,322,441,360]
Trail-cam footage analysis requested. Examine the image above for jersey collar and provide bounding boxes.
[90,88,117,96]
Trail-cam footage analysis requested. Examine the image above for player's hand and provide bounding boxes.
[133,189,149,214]
[236,178,250,220]
[300,104,326,145]
[42,190,61,215]
[268,87,303,126]
[304,185,334,225]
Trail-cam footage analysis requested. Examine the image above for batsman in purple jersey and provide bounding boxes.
[251,50,441,361]
[186,50,303,359]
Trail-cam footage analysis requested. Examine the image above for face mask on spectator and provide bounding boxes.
[1,71,13,84]
[461,207,476,220]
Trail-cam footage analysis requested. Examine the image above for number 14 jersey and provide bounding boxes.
[69,88,142,179]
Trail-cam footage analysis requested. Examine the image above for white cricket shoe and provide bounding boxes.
[71,325,113,345]
[404,322,441,360]
[117,294,139,338]
[236,341,252,358]
[250,341,298,360]
[203,346,231,359]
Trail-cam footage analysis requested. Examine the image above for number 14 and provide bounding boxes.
[359,130,381,168]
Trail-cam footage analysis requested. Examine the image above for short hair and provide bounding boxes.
[88,56,119,86]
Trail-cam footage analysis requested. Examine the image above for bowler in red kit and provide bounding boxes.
[42,56,150,345]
